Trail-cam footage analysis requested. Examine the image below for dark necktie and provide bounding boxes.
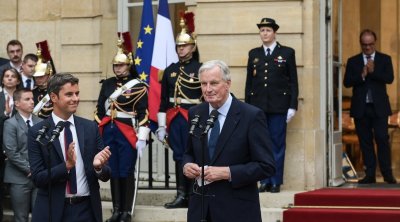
[26,120,31,128]
[64,121,77,194]
[25,79,31,89]
[365,55,373,103]
[208,111,220,159]
[266,48,271,57]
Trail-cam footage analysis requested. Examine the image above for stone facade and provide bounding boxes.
[0,0,323,192]
[5,0,399,194]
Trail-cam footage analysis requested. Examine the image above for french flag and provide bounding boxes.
[148,0,178,122]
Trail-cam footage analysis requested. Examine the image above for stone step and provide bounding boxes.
[101,189,297,222]
[101,202,285,222]
[3,181,297,222]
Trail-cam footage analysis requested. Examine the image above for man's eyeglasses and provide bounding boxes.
[361,43,375,47]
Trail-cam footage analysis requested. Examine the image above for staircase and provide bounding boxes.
[283,188,400,222]
[100,181,295,222]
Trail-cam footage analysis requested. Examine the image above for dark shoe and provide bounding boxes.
[358,176,376,184]
[259,183,271,193]
[119,212,131,222]
[164,194,188,209]
[105,210,120,222]
[270,185,280,193]
[107,178,121,222]
[384,176,397,184]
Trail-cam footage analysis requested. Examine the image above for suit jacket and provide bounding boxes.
[245,43,298,114]
[183,97,276,222]
[28,115,111,222]
[343,51,394,118]
[0,90,17,162]
[3,112,42,184]
[0,58,8,67]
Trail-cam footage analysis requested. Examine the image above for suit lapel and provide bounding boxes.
[74,116,85,157]
[196,104,212,162]
[32,115,41,125]
[15,113,28,134]
[45,117,64,161]
[0,91,5,114]
[210,98,240,163]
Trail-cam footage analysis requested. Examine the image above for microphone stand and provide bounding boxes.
[198,123,214,222]
[38,136,53,222]
[200,131,207,222]
[189,122,207,222]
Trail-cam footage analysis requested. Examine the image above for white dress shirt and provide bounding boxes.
[51,113,90,197]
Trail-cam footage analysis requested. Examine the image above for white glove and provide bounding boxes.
[286,108,296,123]
[136,140,147,158]
[156,127,167,142]
[157,112,166,127]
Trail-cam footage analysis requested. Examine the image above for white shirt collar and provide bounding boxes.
[208,94,232,117]
[363,52,375,59]
[263,41,277,54]
[20,114,33,124]
[51,112,75,126]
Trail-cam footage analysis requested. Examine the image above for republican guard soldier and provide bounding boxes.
[156,13,202,209]
[95,33,150,222]
[32,41,54,119]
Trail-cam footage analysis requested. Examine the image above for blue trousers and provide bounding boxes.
[168,114,189,164]
[261,113,287,185]
[103,123,137,178]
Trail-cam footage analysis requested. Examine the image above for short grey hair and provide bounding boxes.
[47,73,79,96]
[198,60,231,81]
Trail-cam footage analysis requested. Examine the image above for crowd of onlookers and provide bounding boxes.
[0,39,51,222]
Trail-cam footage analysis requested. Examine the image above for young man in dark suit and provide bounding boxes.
[3,89,41,222]
[28,73,112,222]
[343,29,397,184]
[245,18,299,193]
[183,60,276,222]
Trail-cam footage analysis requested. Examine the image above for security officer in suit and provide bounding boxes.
[245,18,299,193]
[95,37,150,222]
[32,47,54,119]
[3,89,41,222]
[156,16,202,208]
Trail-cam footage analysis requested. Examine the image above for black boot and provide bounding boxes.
[106,179,121,222]
[119,175,135,222]
[164,162,189,209]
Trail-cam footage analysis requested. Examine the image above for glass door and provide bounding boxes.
[326,0,345,186]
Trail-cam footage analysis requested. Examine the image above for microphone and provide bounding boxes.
[202,110,219,134]
[35,122,51,142]
[49,121,66,143]
[189,114,200,135]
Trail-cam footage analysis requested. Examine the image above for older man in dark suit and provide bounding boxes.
[343,29,397,184]
[245,18,299,193]
[183,60,275,222]
[28,73,112,222]
[3,89,41,222]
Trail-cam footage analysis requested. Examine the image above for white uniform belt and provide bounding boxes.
[106,110,135,119]
[169,97,201,105]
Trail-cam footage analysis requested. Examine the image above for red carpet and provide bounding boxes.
[283,188,400,222]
